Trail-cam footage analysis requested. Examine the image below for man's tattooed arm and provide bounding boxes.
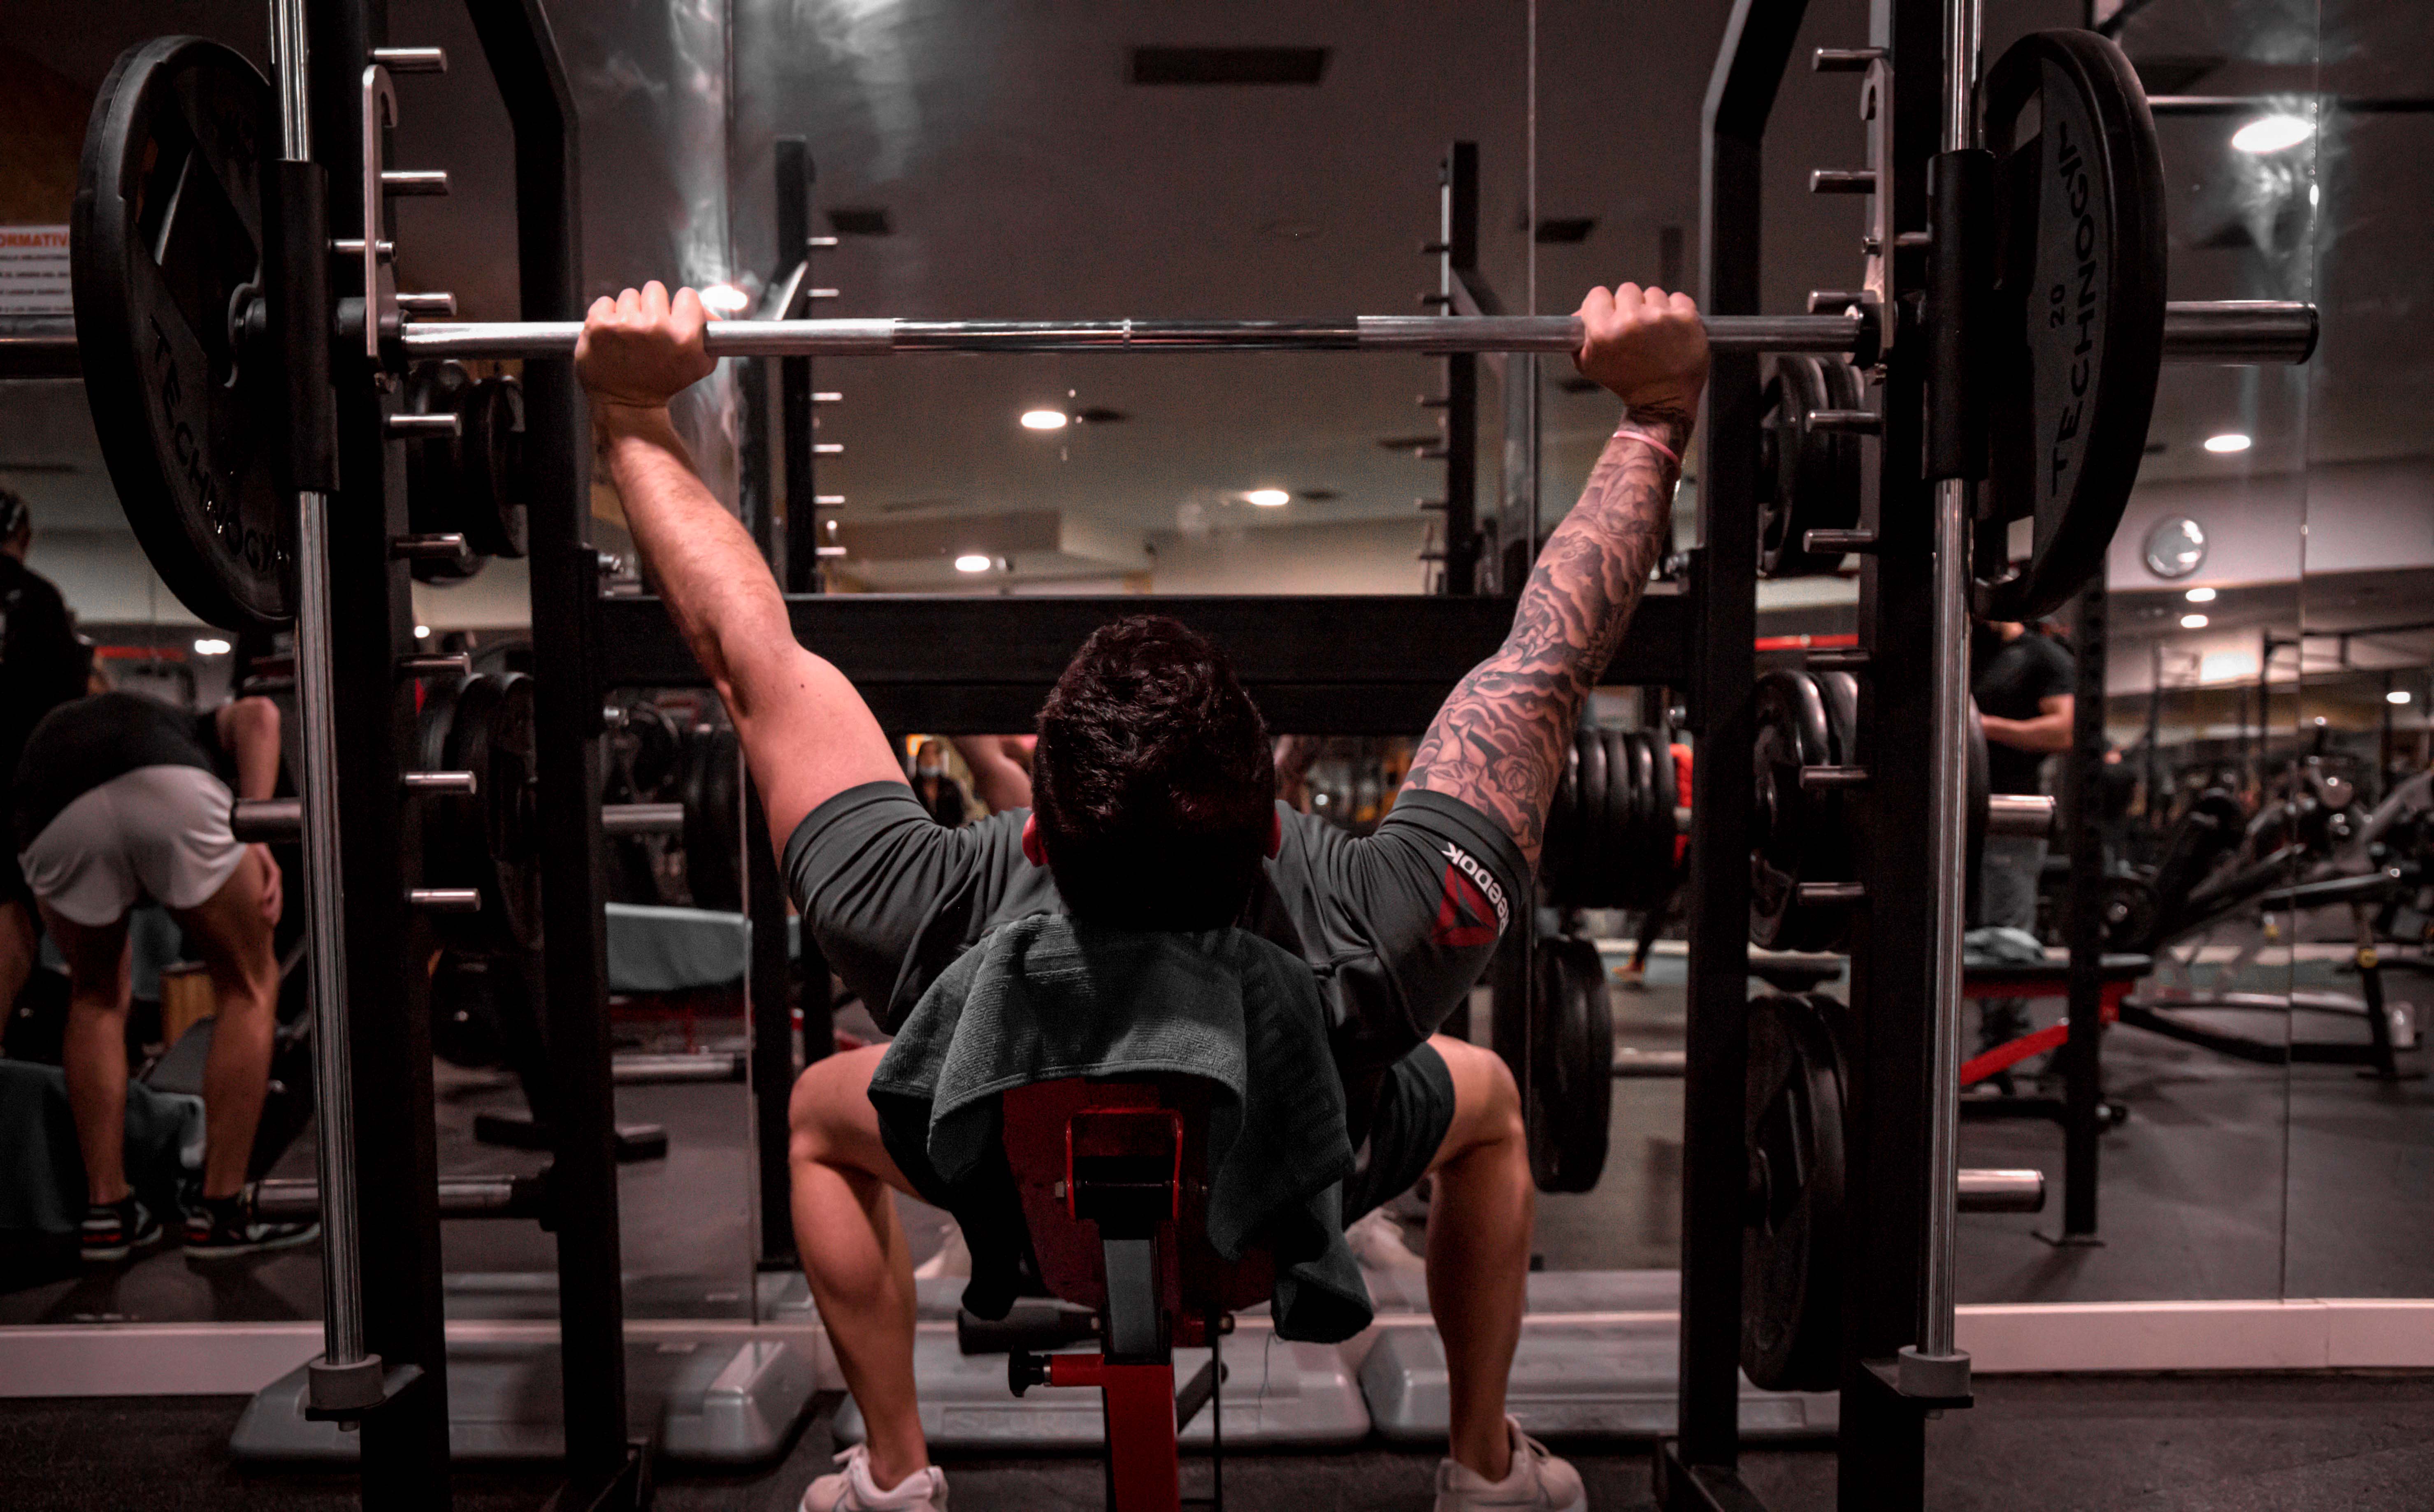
[1403,408,1688,867]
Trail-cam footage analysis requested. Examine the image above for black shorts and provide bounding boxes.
[1340,1041,1456,1224]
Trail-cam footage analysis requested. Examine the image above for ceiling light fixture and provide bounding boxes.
[2180,613,2210,629]
[1020,410,1068,431]
[1245,489,1291,508]
[2389,689,2413,706]
[414,624,431,638]
[2230,113,2313,155]
[2203,432,2252,454]
[2184,587,2217,603]
[193,637,231,656]
[698,282,752,315]
[954,553,992,573]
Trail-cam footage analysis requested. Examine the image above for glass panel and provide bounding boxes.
[2283,0,2433,1303]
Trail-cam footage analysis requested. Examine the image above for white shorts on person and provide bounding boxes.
[17,765,244,926]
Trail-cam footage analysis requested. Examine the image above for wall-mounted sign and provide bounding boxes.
[2143,515,2207,580]
[0,227,71,315]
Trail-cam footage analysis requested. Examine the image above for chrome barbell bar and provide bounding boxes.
[395,300,2316,363]
[0,301,2318,379]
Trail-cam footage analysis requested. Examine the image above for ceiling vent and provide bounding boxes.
[1129,47,1330,86]
[827,206,893,237]
[1296,488,1342,502]
[1533,217,1597,244]
[1073,406,1129,424]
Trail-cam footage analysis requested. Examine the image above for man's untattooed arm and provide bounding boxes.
[1403,411,1687,866]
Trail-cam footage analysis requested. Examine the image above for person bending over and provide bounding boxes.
[578,278,1707,1512]
[0,487,95,1048]
[12,691,318,1262]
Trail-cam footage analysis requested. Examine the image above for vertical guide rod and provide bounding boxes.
[1917,0,1983,1366]
[270,0,366,1377]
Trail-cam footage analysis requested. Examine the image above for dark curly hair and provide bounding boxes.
[1031,615,1275,928]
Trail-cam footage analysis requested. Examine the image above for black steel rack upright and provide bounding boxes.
[284,0,643,1505]
[1669,0,1970,1507]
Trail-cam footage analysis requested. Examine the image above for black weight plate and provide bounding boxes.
[481,674,542,953]
[1741,991,1848,1393]
[683,725,746,911]
[1749,671,1851,950]
[432,673,500,944]
[1976,29,2167,622]
[72,37,292,629]
[1581,728,1620,909]
[1598,727,1633,909]
[624,702,683,799]
[1814,670,1859,769]
[1619,732,1660,909]
[2100,874,2160,951]
[441,674,541,954]
[1573,727,1609,903]
[1757,356,1860,579]
[1526,934,1614,1193]
[403,362,486,585]
[462,375,530,558]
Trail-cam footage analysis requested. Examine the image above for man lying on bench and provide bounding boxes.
[578,277,1708,1512]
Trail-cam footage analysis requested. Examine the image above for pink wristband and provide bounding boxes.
[1610,426,1682,468]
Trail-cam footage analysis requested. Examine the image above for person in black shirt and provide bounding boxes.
[0,489,95,1047]
[13,691,316,1263]
[1971,619,2076,1060]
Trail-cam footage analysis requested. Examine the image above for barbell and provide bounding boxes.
[46,33,2316,633]
[1,300,2314,376]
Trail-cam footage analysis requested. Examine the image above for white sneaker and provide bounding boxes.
[1345,1208,1426,1271]
[800,1444,948,1512]
[1434,1417,1585,1512]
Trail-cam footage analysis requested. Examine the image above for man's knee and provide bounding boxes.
[787,1044,885,1168]
[1432,1036,1525,1159]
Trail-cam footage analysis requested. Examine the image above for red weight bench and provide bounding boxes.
[1957,955,2149,1087]
[995,1078,1272,1512]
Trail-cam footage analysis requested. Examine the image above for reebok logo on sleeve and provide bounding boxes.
[1432,842,1510,948]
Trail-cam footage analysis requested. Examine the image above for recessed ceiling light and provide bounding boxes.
[2184,587,2216,603]
[2390,690,2413,706]
[193,637,230,656]
[2203,432,2252,454]
[1020,410,1068,431]
[2230,114,2313,154]
[1245,489,1291,508]
[698,282,751,315]
[2180,613,2210,629]
[954,553,992,573]
[414,624,431,638]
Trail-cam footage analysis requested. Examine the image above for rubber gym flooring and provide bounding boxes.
[5,1373,2434,1511]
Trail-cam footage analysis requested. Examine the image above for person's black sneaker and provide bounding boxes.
[183,1190,320,1259]
[80,1196,164,1264]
